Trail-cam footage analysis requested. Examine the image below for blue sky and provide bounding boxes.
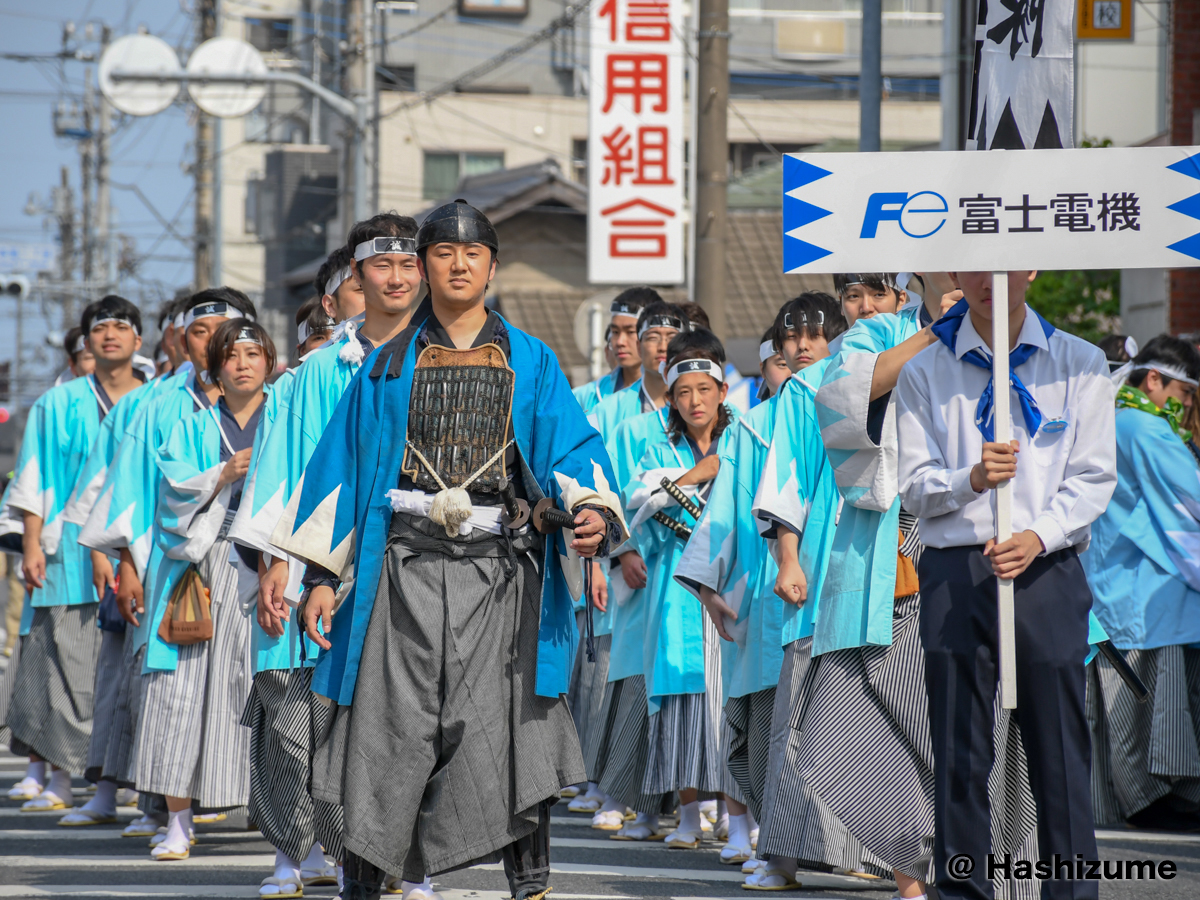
[0,1,196,394]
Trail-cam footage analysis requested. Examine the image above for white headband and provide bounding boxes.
[297,320,332,346]
[1111,359,1200,388]
[638,314,688,340]
[1125,336,1139,358]
[759,340,777,363]
[353,236,417,261]
[324,265,353,298]
[72,335,86,354]
[663,357,724,389]
[183,301,252,330]
[90,314,141,335]
[173,311,185,329]
[610,299,643,320]
[783,309,824,330]
[234,325,263,347]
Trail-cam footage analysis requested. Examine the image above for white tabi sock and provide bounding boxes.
[678,800,702,835]
[26,760,46,786]
[81,779,118,816]
[47,767,73,803]
[300,842,326,871]
[273,848,303,881]
[599,796,624,814]
[727,813,751,848]
[401,877,435,892]
[160,807,192,852]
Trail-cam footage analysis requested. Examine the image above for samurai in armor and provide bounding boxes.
[277,200,627,900]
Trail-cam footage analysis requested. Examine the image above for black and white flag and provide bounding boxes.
[967,0,1074,151]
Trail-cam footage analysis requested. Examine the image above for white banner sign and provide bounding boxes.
[782,147,1200,273]
[587,0,686,285]
[0,243,56,274]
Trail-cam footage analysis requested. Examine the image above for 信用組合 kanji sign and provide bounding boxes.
[588,0,685,284]
[781,147,1200,273]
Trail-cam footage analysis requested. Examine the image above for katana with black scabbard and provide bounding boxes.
[659,477,703,521]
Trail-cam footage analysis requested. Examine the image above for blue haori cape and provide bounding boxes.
[573,369,621,415]
[79,369,211,660]
[812,308,924,653]
[6,374,124,607]
[63,372,171,532]
[1083,408,1200,650]
[588,377,653,441]
[271,307,628,706]
[626,437,707,713]
[752,360,841,654]
[673,397,781,701]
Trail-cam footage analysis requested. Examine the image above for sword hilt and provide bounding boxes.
[498,477,530,529]
[660,477,703,521]
[532,497,578,534]
[652,510,692,540]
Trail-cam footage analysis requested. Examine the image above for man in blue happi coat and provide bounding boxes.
[278,201,627,900]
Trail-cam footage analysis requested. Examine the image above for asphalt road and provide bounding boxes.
[0,756,1196,899]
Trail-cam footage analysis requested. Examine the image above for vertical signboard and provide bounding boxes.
[588,0,686,285]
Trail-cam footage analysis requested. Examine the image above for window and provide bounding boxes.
[377,65,416,92]
[458,0,528,18]
[247,18,293,53]
[422,151,504,200]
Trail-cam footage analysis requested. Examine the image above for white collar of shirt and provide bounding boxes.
[952,304,1050,361]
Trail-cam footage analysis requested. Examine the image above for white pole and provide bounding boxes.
[991,270,1017,710]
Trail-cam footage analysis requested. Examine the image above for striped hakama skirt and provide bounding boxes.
[104,634,147,786]
[7,603,102,772]
[642,615,725,795]
[590,674,672,814]
[788,520,1041,897]
[756,638,885,875]
[311,514,584,882]
[722,687,776,819]
[0,631,24,749]
[568,626,612,774]
[84,628,126,782]
[1089,644,1200,825]
[134,538,252,808]
[244,664,345,861]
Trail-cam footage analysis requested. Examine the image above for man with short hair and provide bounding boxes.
[6,295,146,813]
[1084,334,1200,833]
[573,287,657,414]
[229,215,425,898]
[282,200,625,900]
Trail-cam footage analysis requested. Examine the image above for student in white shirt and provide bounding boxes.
[895,271,1117,900]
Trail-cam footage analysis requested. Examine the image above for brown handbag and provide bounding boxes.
[157,564,213,645]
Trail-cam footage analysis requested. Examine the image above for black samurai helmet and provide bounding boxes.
[417,199,499,252]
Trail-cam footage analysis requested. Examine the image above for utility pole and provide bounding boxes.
[693,0,729,339]
[80,69,95,286]
[345,0,376,225]
[194,0,218,289]
[55,166,77,327]
[859,0,882,151]
[96,25,114,290]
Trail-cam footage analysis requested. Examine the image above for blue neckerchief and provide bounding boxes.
[930,299,1055,442]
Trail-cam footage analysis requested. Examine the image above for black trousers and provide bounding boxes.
[918,546,1098,900]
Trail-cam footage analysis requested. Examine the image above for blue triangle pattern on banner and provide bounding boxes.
[783,233,832,271]
[783,193,832,231]
[1167,152,1200,181]
[1167,232,1200,262]
[1168,193,1200,222]
[783,155,833,191]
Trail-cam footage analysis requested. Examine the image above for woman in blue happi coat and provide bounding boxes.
[137,319,276,863]
[1084,335,1200,832]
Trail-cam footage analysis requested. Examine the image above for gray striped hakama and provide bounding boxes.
[789,518,1041,898]
[722,687,775,820]
[244,664,345,861]
[568,627,611,772]
[590,674,671,814]
[717,712,747,805]
[134,538,252,808]
[757,638,886,876]
[643,615,724,795]
[7,603,102,772]
[1089,645,1200,825]
[84,628,126,782]
[310,514,584,882]
[0,631,23,749]
[103,634,146,786]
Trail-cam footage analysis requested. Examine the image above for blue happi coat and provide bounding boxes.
[79,369,214,664]
[573,369,622,415]
[674,396,781,701]
[271,305,627,706]
[1083,408,1200,650]
[6,375,120,607]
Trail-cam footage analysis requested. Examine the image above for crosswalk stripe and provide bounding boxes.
[0,890,628,900]
[0,829,264,842]
[1094,828,1200,845]
[476,861,887,891]
[0,808,140,819]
